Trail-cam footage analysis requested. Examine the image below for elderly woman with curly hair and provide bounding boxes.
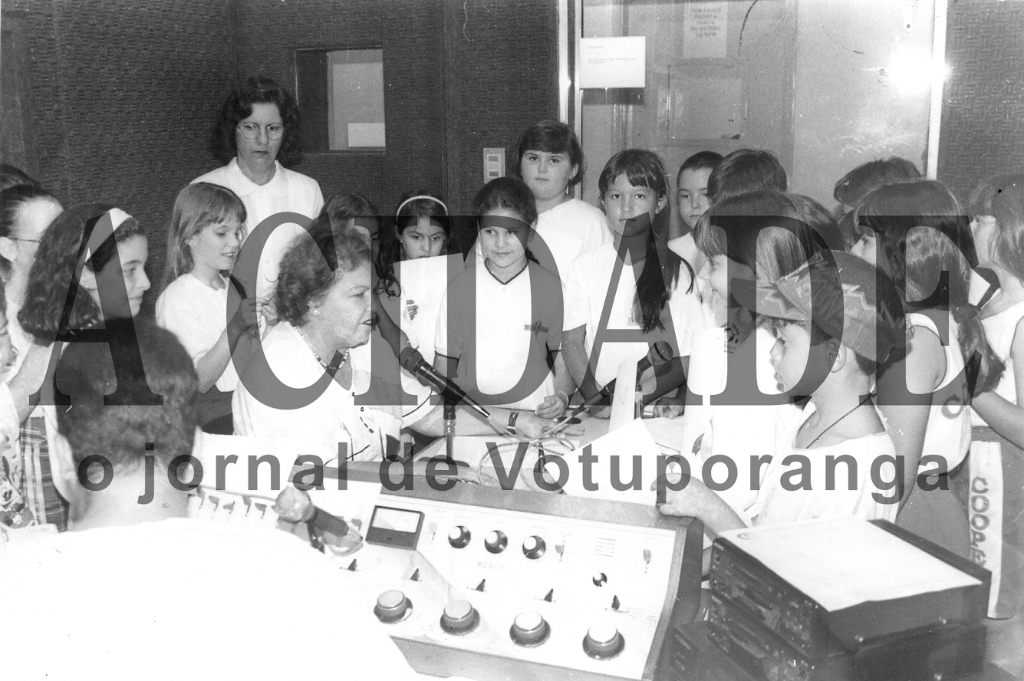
[233,211,565,464]
[232,215,401,463]
[193,76,324,316]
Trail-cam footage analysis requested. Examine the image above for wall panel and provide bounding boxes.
[938,0,1024,201]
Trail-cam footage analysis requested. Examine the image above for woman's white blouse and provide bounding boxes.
[233,322,400,463]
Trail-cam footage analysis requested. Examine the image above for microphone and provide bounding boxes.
[398,346,492,421]
[582,340,674,407]
[274,487,362,555]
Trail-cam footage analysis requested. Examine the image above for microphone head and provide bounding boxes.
[650,340,674,365]
[275,486,315,523]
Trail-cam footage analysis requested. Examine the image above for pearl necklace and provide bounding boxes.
[296,326,348,374]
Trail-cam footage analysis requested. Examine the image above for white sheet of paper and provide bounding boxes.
[683,2,728,60]
[719,517,981,612]
[580,37,646,89]
[396,253,465,362]
[561,419,693,506]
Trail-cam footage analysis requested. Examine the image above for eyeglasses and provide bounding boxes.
[237,122,284,141]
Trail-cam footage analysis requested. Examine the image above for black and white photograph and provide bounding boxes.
[0,1,1022,679]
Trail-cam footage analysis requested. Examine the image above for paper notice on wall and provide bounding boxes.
[684,2,728,60]
[580,37,646,89]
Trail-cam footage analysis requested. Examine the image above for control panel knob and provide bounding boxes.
[440,599,479,635]
[374,589,412,623]
[448,525,471,548]
[522,535,546,559]
[583,623,624,659]
[510,611,550,646]
[484,530,508,554]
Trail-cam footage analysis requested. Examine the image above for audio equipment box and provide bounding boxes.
[707,520,990,660]
[323,467,704,681]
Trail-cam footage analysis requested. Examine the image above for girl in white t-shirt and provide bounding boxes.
[436,177,573,417]
[562,149,703,412]
[684,190,830,515]
[157,183,258,434]
[515,120,610,279]
[969,174,1024,447]
[852,180,1004,557]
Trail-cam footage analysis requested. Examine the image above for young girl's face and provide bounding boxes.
[970,215,997,268]
[88,235,150,318]
[849,231,877,266]
[399,216,446,260]
[520,150,577,203]
[189,219,244,274]
[677,167,712,231]
[480,208,530,272]
[769,322,833,395]
[699,254,753,323]
[351,217,381,258]
[602,174,666,238]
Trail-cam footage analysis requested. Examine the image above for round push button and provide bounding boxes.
[583,623,624,659]
[522,535,546,559]
[448,525,471,548]
[374,589,412,623]
[484,530,508,554]
[440,599,479,635]
[510,611,550,646]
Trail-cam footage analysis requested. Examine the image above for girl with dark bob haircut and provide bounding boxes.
[19,204,148,340]
[515,120,585,188]
[209,76,303,167]
[275,214,371,327]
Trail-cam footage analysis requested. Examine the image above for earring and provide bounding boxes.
[312,307,321,317]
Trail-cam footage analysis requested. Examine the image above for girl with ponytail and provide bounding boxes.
[852,180,1003,557]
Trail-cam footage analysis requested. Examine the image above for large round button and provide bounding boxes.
[440,599,479,635]
[510,611,550,646]
[583,623,624,659]
[448,525,471,548]
[484,530,508,554]
[522,535,546,559]
[374,589,412,623]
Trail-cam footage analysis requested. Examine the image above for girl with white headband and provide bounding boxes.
[375,191,452,305]
[16,204,151,531]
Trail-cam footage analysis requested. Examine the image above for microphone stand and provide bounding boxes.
[444,399,457,463]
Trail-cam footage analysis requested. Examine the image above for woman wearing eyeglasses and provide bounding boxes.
[0,184,63,380]
[192,76,324,320]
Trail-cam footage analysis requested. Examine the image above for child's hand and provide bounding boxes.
[229,297,259,336]
[535,392,569,420]
[589,405,612,419]
[405,299,419,321]
[653,396,684,419]
[518,411,582,439]
[258,297,279,328]
[652,464,699,517]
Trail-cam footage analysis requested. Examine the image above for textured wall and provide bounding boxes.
[938,0,1024,201]
[442,0,560,214]
[4,0,237,302]
[3,0,559,293]
[233,0,445,214]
